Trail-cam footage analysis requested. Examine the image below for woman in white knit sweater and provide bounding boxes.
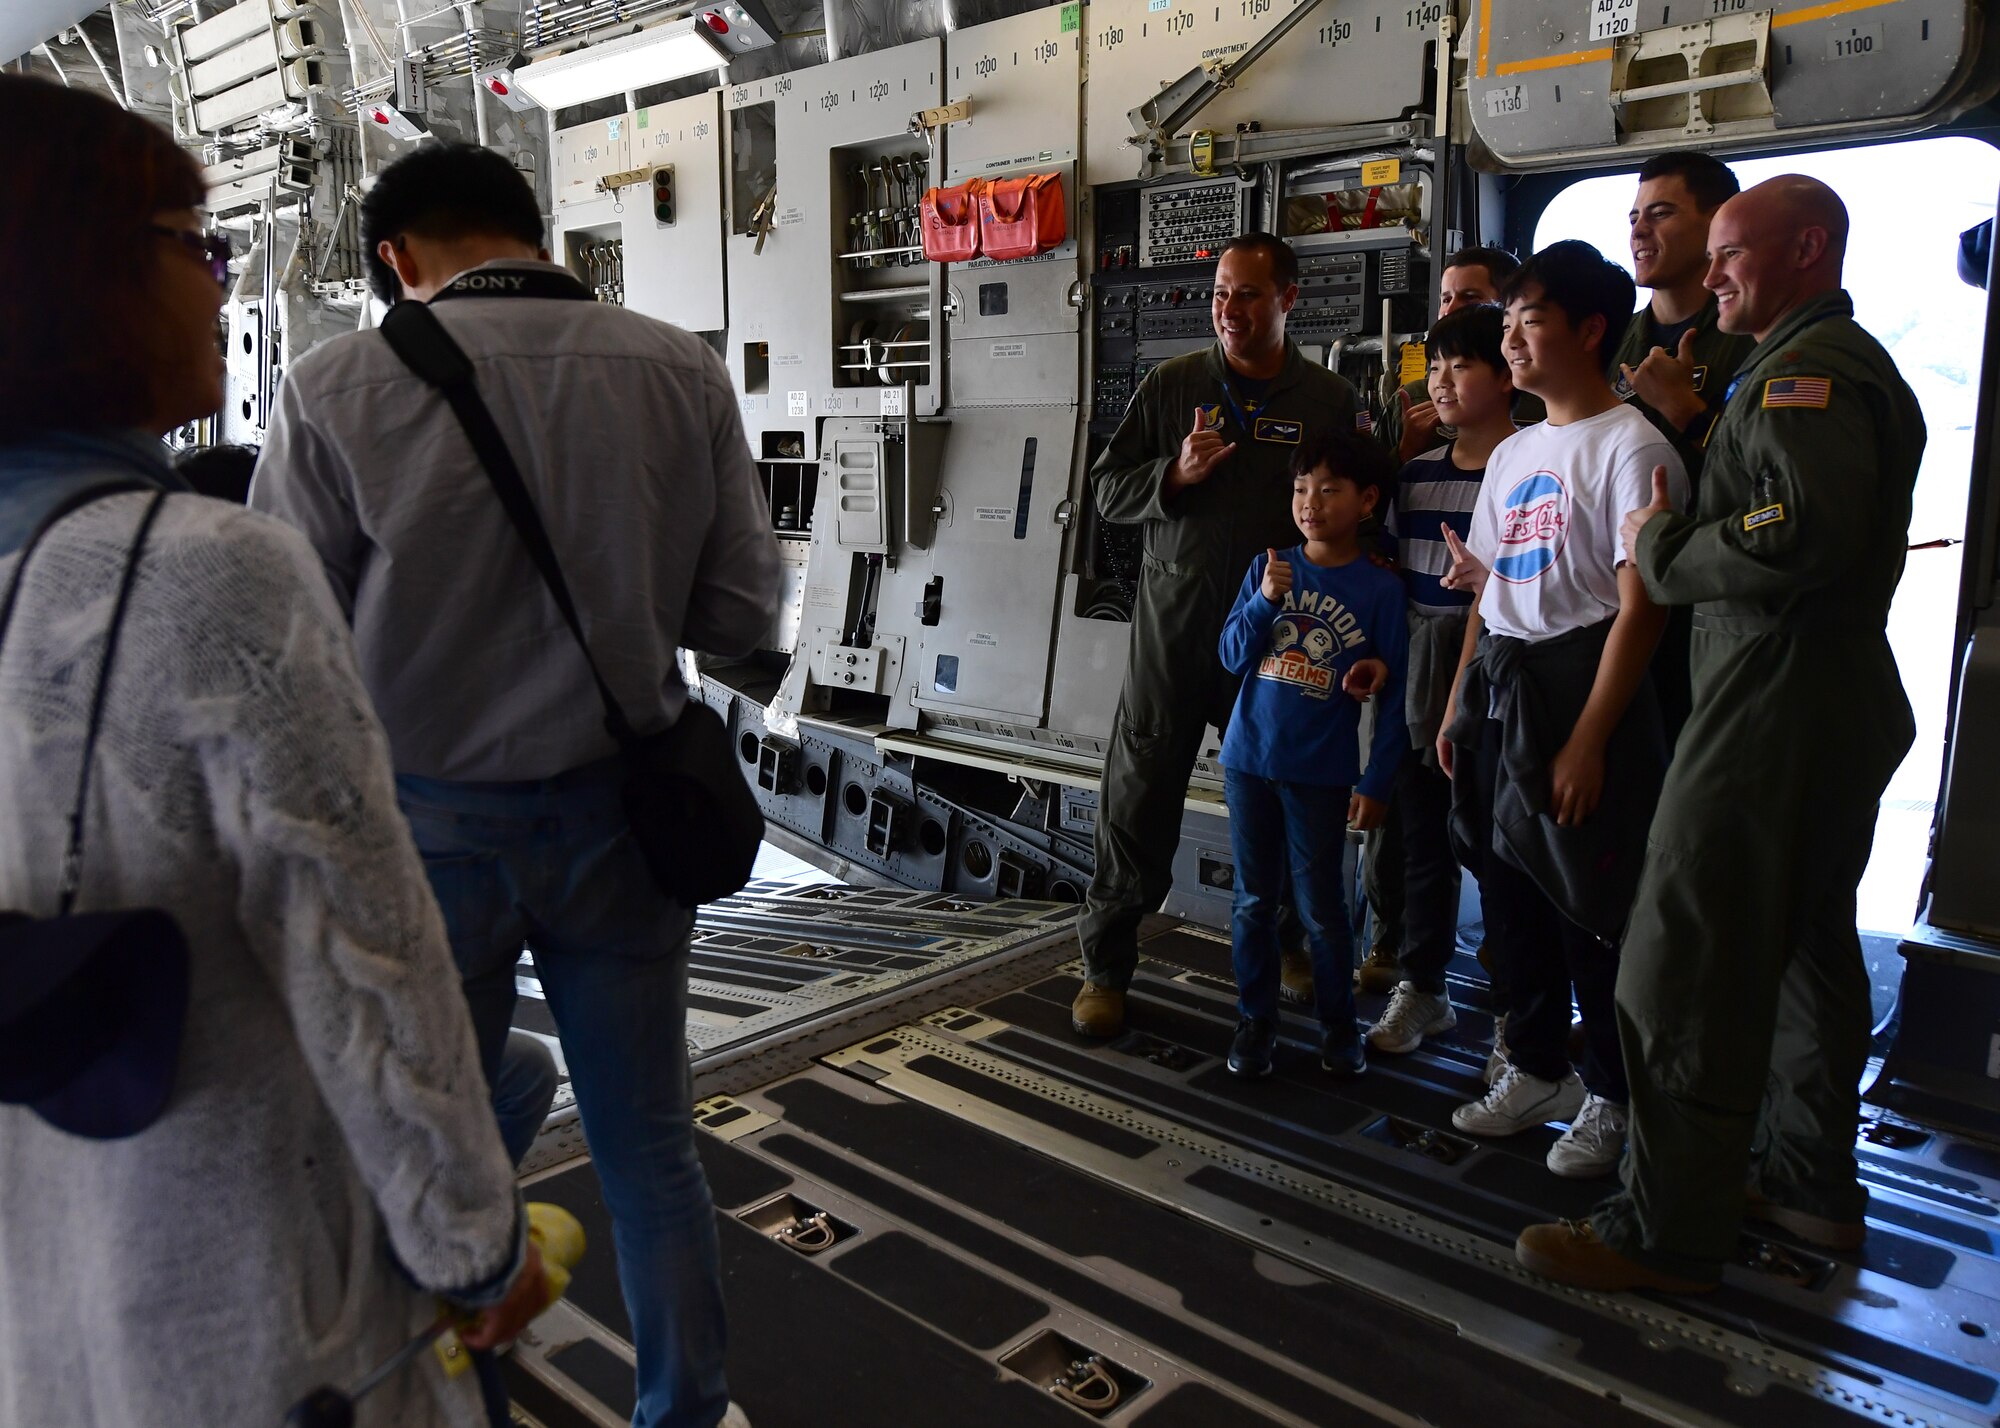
[0,78,545,1425]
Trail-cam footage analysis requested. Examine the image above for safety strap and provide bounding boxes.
[376,299,639,746]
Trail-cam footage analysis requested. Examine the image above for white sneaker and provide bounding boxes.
[1545,1094,1628,1178]
[1482,1012,1511,1087]
[1368,983,1457,1054]
[1452,1063,1585,1137]
[719,1404,753,1428]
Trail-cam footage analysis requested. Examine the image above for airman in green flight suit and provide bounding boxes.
[1517,176,1923,1292]
[1076,233,1358,1037]
[1610,152,1761,743]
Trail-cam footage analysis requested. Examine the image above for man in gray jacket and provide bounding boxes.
[253,143,778,1428]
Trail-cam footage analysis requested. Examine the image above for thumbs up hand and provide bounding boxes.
[1168,408,1237,494]
[1620,327,1706,431]
[1438,524,1488,596]
[1619,464,1678,564]
[1260,546,1293,601]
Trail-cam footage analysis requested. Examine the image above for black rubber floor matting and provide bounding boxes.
[513,996,558,1037]
[991,968,1991,1398]
[534,1163,629,1341]
[760,1077,1649,1428]
[828,1230,1049,1350]
[502,1355,605,1428]
[1129,1380,1287,1426]
[544,1338,639,1419]
[529,1160,1083,1428]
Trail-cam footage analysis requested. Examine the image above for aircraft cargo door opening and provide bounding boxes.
[1535,136,2000,941]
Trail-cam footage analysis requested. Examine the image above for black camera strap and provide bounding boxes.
[0,485,169,914]
[376,296,641,748]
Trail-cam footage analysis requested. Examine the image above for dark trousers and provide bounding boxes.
[1391,758,1461,993]
[1223,768,1358,1036]
[1462,719,1626,1102]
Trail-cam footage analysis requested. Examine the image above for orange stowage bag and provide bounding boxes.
[920,179,986,262]
[978,172,1065,261]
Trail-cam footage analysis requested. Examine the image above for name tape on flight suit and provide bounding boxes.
[1253,417,1302,444]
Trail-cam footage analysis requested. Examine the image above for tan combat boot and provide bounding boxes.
[1356,948,1403,996]
[1279,948,1315,1004]
[1071,982,1126,1038]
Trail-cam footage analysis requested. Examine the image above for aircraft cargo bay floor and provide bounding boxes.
[505,890,2000,1428]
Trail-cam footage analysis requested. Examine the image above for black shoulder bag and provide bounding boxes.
[377,299,764,906]
[0,485,192,1140]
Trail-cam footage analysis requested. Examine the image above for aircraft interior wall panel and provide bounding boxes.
[620,91,728,333]
[1047,577,1132,742]
[1083,0,1437,182]
[942,8,1085,407]
[1467,0,1978,164]
[552,115,634,205]
[909,406,1077,723]
[949,331,1081,406]
[737,39,944,448]
[723,72,794,443]
[943,6,1083,185]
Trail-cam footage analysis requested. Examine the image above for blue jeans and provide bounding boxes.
[494,1031,559,1167]
[397,758,729,1428]
[1224,767,1359,1040]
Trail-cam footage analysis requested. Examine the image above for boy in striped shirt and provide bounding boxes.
[1369,304,1518,1058]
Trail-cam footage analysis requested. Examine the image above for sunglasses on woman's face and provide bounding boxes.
[150,225,232,286]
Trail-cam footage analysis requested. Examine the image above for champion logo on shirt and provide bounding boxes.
[1494,470,1570,583]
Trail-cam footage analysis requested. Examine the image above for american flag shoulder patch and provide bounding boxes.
[1762,376,1832,409]
[1355,409,1375,433]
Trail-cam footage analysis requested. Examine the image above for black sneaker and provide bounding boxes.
[1228,1017,1278,1078]
[1320,1027,1367,1078]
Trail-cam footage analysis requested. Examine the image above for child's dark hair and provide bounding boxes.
[1427,303,1506,373]
[1502,239,1636,361]
[1291,426,1397,502]
[174,443,260,504]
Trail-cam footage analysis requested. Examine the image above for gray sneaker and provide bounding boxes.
[1483,1012,1511,1087]
[1368,983,1457,1054]
[1546,1094,1628,1178]
[1452,1064,1586,1137]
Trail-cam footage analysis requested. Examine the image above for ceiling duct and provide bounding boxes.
[0,0,104,67]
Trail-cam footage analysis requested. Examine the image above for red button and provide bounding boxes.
[702,11,729,30]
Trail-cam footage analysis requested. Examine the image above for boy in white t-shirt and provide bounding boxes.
[1437,241,1688,1179]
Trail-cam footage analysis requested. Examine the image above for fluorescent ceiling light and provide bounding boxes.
[515,19,727,110]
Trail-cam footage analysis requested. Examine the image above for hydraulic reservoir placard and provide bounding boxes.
[1467,0,1981,164]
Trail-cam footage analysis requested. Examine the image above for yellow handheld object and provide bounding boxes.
[435,1202,588,1377]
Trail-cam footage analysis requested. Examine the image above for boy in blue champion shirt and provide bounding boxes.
[1218,429,1408,1079]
